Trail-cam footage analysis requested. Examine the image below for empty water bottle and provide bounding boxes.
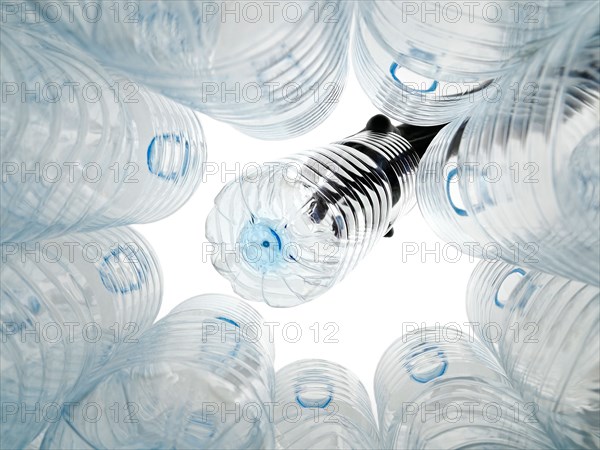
[417,12,600,285]
[375,327,554,449]
[353,0,595,125]
[1,25,206,243]
[41,294,276,449]
[274,359,379,449]
[206,115,443,306]
[34,0,352,139]
[0,226,162,450]
[467,259,600,448]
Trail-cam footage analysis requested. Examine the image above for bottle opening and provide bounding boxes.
[406,346,448,383]
[445,168,468,217]
[239,219,287,273]
[495,268,526,308]
[147,132,191,181]
[295,384,334,409]
[98,244,150,294]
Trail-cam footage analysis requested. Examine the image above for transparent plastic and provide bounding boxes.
[206,116,442,306]
[353,0,595,125]
[375,328,554,449]
[274,359,379,449]
[417,12,600,285]
[467,259,600,448]
[0,226,162,450]
[41,294,276,449]
[0,25,207,243]
[34,0,352,140]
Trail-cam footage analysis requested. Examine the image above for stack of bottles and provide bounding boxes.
[1,22,208,449]
[31,0,353,139]
[2,2,598,449]
[206,115,443,306]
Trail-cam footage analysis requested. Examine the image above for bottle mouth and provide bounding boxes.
[238,218,289,274]
[146,133,192,181]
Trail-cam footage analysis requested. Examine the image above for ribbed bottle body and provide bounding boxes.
[417,12,599,285]
[467,259,600,448]
[200,0,351,140]
[353,9,488,126]
[33,0,218,87]
[0,226,162,450]
[353,0,595,125]
[0,25,206,243]
[34,0,352,140]
[375,328,554,449]
[41,294,276,450]
[206,128,419,306]
[274,359,379,449]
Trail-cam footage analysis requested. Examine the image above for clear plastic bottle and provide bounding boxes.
[353,0,595,125]
[375,327,555,449]
[206,115,444,306]
[467,259,600,448]
[0,25,206,243]
[416,12,600,285]
[0,226,162,450]
[34,0,352,140]
[274,359,379,449]
[41,294,276,449]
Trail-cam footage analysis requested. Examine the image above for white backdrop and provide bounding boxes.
[134,62,475,408]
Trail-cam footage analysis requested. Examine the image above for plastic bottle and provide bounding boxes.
[206,115,444,306]
[41,294,276,449]
[0,226,162,450]
[467,259,600,448]
[34,0,352,140]
[353,0,595,125]
[416,12,599,285]
[274,359,379,449]
[375,327,555,449]
[1,25,206,243]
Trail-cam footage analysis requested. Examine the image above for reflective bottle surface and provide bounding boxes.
[0,226,162,450]
[206,116,443,306]
[417,12,600,285]
[353,0,595,125]
[41,294,276,449]
[1,25,206,243]
[274,359,379,449]
[375,328,554,449]
[33,0,352,140]
[467,259,600,448]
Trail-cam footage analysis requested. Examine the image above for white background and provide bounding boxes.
[134,62,475,407]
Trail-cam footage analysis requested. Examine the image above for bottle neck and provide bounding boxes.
[337,130,417,232]
[336,118,445,234]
